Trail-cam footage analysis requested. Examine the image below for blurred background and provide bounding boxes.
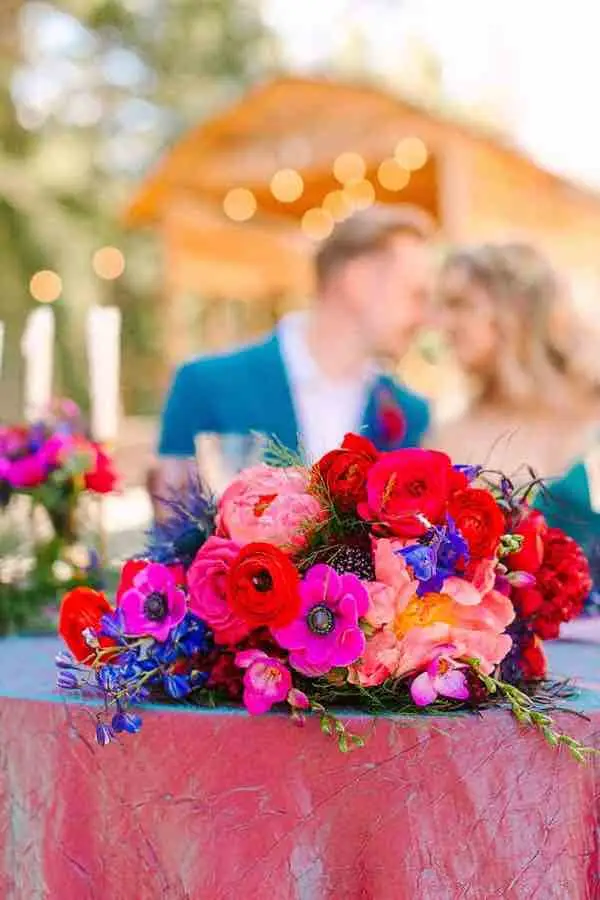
[3,0,600,544]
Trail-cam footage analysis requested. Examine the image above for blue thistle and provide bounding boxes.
[145,473,216,568]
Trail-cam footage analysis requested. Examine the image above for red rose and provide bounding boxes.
[313,433,378,512]
[359,449,453,538]
[58,587,116,663]
[226,542,300,629]
[509,510,547,574]
[530,528,591,636]
[84,445,118,494]
[448,488,506,559]
[520,635,547,680]
[116,559,186,603]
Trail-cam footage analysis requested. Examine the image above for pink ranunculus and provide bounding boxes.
[187,536,251,645]
[217,464,325,551]
[235,649,293,715]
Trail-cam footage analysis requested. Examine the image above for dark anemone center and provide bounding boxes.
[251,569,273,592]
[307,604,335,636]
[144,591,168,622]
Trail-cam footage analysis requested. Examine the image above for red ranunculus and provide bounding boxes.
[313,433,378,512]
[226,542,300,629]
[520,635,548,680]
[84,445,118,494]
[116,559,186,602]
[58,587,116,663]
[448,488,506,559]
[358,449,453,538]
[513,586,544,619]
[509,509,547,574]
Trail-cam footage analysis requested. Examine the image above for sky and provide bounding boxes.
[262,0,600,189]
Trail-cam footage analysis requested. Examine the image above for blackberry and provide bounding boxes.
[327,546,376,581]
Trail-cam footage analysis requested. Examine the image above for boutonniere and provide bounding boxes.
[375,386,406,448]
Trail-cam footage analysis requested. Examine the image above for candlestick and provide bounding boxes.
[0,321,4,380]
[86,306,121,442]
[21,307,55,422]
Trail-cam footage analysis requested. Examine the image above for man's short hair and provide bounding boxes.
[315,204,435,286]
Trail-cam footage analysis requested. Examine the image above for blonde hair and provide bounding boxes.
[442,242,584,409]
[315,204,435,286]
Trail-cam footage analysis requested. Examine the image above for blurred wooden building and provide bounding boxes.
[125,76,600,386]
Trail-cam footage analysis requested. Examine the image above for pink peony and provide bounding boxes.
[187,536,251,645]
[217,464,325,551]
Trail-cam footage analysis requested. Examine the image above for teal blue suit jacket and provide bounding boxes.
[534,460,600,555]
[158,332,430,456]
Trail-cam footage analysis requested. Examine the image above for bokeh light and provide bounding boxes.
[394,137,428,171]
[270,168,304,203]
[343,178,376,210]
[301,208,334,240]
[377,158,411,191]
[322,189,354,222]
[92,246,126,280]
[333,151,366,184]
[29,270,62,303]
[223,187,257,222]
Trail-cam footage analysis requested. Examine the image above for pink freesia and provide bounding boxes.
[187,536,250,645]
[217,464,325,551]
[119,562,187,642]
[272,564,369,676]
[235,649,292,715]
[410,648,470,707]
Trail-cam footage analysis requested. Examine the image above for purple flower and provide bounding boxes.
[410,649,469,707]
[111,711,142,734]
[119,562,187,642]
[95,722,114,746]
[272,564,368,676]
[6,452,48,488]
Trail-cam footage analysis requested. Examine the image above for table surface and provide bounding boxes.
[0,632,598,709]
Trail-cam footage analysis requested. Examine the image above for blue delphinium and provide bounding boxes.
[400,516,470,595]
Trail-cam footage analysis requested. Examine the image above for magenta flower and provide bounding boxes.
[7,453,48,488]
[272,564,369,676]
[119,562,187,642]
[410,649,469,707]
[235,649,292,715]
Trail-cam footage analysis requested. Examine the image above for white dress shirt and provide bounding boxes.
[277,311,377,462]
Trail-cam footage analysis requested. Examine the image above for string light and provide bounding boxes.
[92,246,125,280]
[343,179,375,211]
[29,270,62,303]
[223,188,257,222]
[394,137,428,171]
[322,190,354,222]
[333,152,366,184]
[270,168,304,203]
[377,159,411,192]
[301,208,334,240]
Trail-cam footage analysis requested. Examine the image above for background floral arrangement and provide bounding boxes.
[0,399,117,633]
[56,434,595,759]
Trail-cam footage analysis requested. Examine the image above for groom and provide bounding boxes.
[157,205,434,485]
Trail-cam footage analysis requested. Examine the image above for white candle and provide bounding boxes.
[21,307,55,422]
[86,306,121,442]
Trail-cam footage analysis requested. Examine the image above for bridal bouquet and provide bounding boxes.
[56,435,594,758]
[0,399,117,632]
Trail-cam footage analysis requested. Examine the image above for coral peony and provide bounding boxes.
[217,464,325,550]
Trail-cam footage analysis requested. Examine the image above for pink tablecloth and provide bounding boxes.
[0,695,598,900]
